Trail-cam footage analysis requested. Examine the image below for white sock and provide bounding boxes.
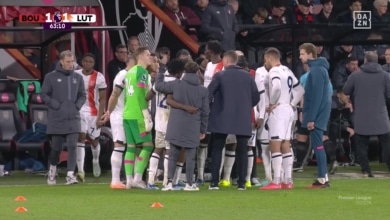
[163,154,169,185]
[134,173,143,183]
[111,147,124,184]
[0,165,4,176]
[271,152,282,184]
[67,171,74,177]
[76,143,85,173]
[325,174,329,182]
[172,162,184,185]
[49,165,57,177]
[261,141,272,181]
[197,145,207,180]
[246,150,254,182]
[282,152,293,184]
[126,175,133,184]
[92,143,101,161]
[222,150,235,181]
[148,153,160,185]
[219,148,226,177]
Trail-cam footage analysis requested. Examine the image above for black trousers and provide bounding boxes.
[356,132,390,173]
[210,133,249,187]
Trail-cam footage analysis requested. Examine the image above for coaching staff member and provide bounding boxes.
[41,50,86,185]
[343,51,390,177]
[207,50,260,190]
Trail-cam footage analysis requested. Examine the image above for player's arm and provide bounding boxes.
[97,74,107,125]
[166,94,198,114]
[269,72,281,105]
[154,72,175,94]
[75,75,86,110]
[256,81,266,128]
[146,88,155,101]
[291,75,304,107]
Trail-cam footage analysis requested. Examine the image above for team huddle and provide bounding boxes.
[55,41,331,190]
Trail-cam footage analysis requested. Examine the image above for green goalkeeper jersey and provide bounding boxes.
[123,65,149,120]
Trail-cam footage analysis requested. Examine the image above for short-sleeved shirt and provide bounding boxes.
[123,65,149,120]
[268,65,299,105]
[75,70,107,116]
[112,69,127,114]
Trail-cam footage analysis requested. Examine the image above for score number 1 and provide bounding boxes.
[45,13,71,23]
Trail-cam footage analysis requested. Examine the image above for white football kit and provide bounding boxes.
[255,66,270,140]
[154,74,176,149]
[267,65,299,140]
[75,70,107,139]
[110,69,127,143]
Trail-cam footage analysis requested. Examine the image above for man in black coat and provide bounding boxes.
[343,51,390,176]
[207,50,260,190]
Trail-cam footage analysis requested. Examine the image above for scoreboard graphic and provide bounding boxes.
[19,11,97,30]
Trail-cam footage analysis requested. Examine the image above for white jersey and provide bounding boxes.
[268,65,299,105]
[255,66,270,106]
[203,61,224,88]
[112,69,127,114]
[75,69,107,116]
[154,74,176,133]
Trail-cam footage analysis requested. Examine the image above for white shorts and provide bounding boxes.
[257,114,269,141]
[267,105,294,141]
[81,113,101,139]
[110,112,126,143]
[225,130,257,146]
[155,131,170,149]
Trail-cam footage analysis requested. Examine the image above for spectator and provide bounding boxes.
[107,44,128,95]
[193,0,209,18]
[334,42,365,65]
[294,0,315,24]
[313,34,330,60]
[195,57,208,76]
[338,0,363,23]
[200,0,239,51]
[41,50,86,185]
[382,47,390,72]
[364,32,388,61]
[156,47,171,73]
[207,50,259,190]
[315,0,338,24]
[372,0,390,23]
[239,0,271,22]
[162,0,202,42]
[343,51,390,177]
[176,49,192,62]
[332,57,359,88]
[127,36,140,56]
[265,0,294,25]
[245,7,268,33]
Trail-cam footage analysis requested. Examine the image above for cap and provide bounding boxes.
[298,0,311,7]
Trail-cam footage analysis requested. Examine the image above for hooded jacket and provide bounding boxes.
[155,72,209,148]
[40,63,86,135]
[302,57,331,131]
[343,62,390,135]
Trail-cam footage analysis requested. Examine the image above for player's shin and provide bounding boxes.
[281,140,293,184]
[261,140,272,181]
[246,148,254,184]
[148,152,160,185]
[111,144,125,184]
[134,144,153,183]
[124,145,136,183]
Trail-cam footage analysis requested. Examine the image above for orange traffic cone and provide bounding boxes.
[14,196,26,201]
[15,207,28,212]
[151,202,164,208]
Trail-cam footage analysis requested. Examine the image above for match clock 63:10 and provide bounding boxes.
[43,23,72,30]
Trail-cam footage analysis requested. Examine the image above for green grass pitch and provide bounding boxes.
[0,163,389,220]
